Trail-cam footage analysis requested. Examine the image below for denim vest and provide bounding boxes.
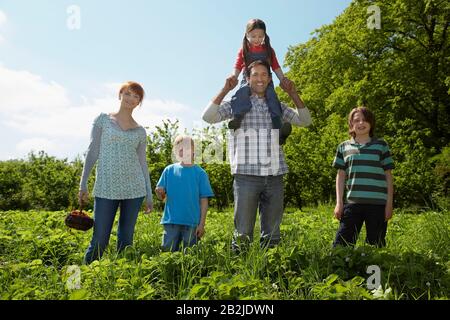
[244,49,271,73]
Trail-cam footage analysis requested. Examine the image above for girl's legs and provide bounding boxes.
[84,197,119,264]
[229,79,252,129]
[265,81,291,145]
[117,197,144,252]
[265,81,282,129]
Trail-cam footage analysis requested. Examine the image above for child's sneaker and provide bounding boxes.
[228,115,243,130]
[279,122,292,145]
[271,115,282,130]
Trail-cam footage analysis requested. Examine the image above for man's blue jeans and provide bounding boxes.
[232,174,284,250]
[84,196,144,264]
[162,224,197,252]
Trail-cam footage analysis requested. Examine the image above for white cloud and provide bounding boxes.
[16,138,56,154]
[0,11,6,26]
[0,64,70,113]
[0,64,200,160]
[0,10,7,44]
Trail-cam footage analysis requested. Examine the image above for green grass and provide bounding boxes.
[0,206,449,300]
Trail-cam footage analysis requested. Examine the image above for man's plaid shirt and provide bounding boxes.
[206,95,312,176]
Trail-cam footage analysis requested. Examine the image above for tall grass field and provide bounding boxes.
[0,206,449,300]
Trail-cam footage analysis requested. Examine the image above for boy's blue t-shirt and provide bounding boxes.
[156,163,215,227]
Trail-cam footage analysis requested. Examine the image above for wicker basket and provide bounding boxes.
[65,208,94,231]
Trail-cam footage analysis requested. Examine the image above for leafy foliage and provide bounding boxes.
[0,207,448,300]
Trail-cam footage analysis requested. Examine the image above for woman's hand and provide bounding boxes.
[78,190,89,206]
[144,201,153,214]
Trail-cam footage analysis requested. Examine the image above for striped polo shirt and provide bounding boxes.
[332,137,394,205]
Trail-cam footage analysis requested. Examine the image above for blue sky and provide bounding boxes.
[0,0,352,160]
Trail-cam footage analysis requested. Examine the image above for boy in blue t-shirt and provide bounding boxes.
[155,135,214,252]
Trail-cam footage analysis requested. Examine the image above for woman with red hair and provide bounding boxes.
[78,81,153,264]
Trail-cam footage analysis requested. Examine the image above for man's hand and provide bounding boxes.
[282,80,306,109]
[155,187,166,201]
[224,75,238,92]
[212,76,239,105]
[280,77,294,93]
[281,78,297,97]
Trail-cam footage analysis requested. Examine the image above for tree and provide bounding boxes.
[278,0,449,208]
[282,0,449,149]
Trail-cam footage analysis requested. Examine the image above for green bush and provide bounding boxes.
[284,113,347,207]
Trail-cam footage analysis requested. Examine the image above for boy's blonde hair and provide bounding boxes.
[173,135,195,162]
[173,135,194,147]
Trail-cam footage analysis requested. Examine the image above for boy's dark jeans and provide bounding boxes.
[333,203,387,248]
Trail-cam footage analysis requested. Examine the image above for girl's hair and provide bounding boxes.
[242,18,273,68]
[348,106,376,138]
[119,81,145,104]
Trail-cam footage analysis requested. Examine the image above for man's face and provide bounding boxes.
[246,64,271,97]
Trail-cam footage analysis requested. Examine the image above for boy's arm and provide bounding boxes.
[385,170,394,221]
[334,169,346,220]
[196,198,209,238]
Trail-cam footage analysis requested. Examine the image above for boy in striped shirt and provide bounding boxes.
[332,107,394,247]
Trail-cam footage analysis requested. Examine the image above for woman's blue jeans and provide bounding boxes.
[84,196,144,264]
